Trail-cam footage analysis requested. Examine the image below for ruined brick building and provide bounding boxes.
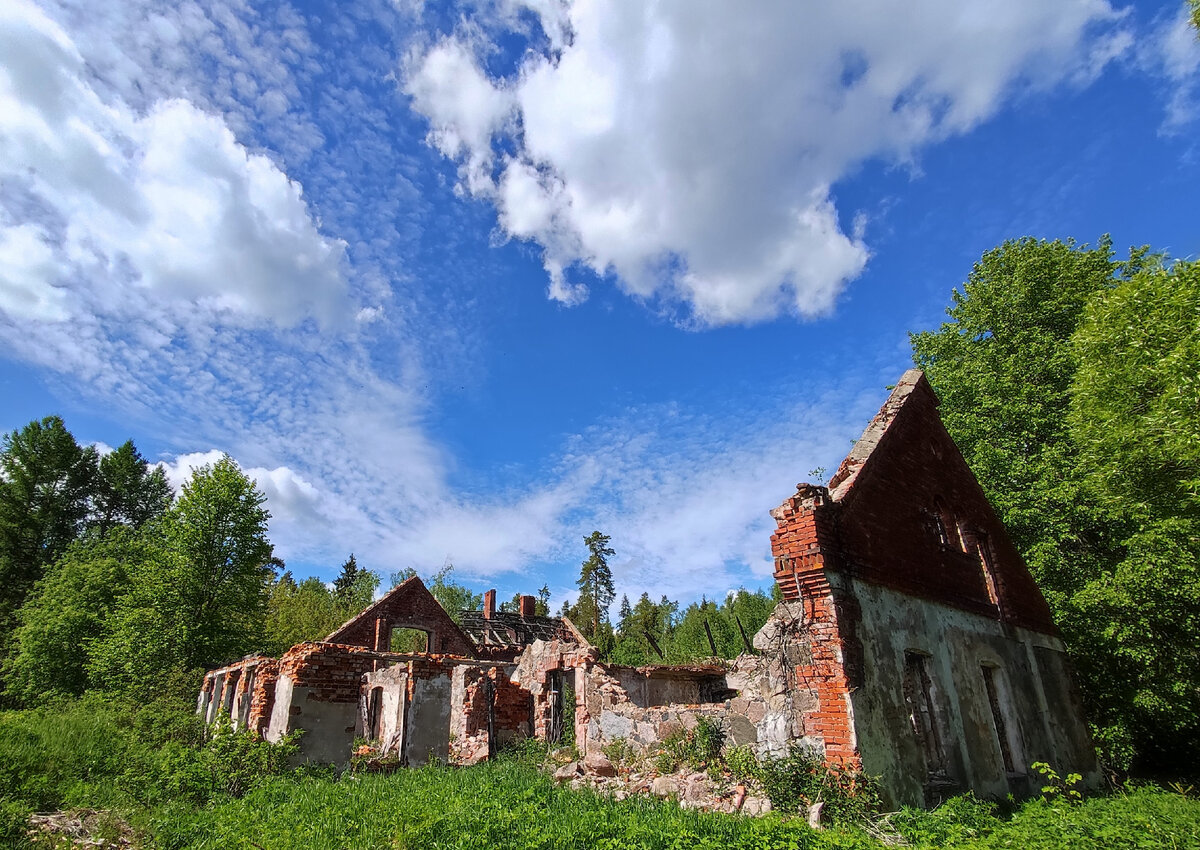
[199,370,1099,807]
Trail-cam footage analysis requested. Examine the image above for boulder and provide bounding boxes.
[584,751,617,777]
[742,796,772,817]
[651,775,679,797]
[554,761,582,782]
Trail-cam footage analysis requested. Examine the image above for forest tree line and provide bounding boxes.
[0,423,776,707]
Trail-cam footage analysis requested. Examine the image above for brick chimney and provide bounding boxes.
[483,589,496,619]
[519,594,536,618]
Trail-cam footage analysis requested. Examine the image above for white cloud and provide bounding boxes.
[1139,7,1200,132]
[0,224,68,321]
[555,383,881,602]
[0,0,348,331]
[405,0,1128,326]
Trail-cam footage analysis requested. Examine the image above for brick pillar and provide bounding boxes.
[770,483,838,600]
[374,616,389,652]
[769,484,862,769]
[519,595,536,618]
[484,589,496,619]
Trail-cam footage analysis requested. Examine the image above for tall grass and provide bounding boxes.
[150,759,874,850]
[3,698,1199,849]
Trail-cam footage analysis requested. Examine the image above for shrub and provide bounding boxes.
[890,793,1001,846]
[724,745,758,782]
[752,747,882,826]
[653,717,725,774]
[602,737,637,767]
[1031,761,1084,804]
[0,799,32,849]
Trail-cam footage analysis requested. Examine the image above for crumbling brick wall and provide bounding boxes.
[324,577,477,656]
[247,659,279,735]
[512,638,596,743]
[452,665,532,764]
[199,655,278,735]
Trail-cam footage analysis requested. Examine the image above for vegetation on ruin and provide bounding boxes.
[911,243,1200,776]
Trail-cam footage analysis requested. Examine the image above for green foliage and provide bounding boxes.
[749,748,882,826]
[725,744,759,781]
[4,530,138,703]
[148,757,878,850]
[1031,761,1084,804]
[500,587,551,616]
[0,417,97,645]
[0,421,171,690]
[6,699,1200,850]
[0,797,31,849]
[601,737,637,767]
[561,683,576,749]
[910,237,1130,601]
[654,717,725,774]
[166,455,274,669]
[890,793,1000,846]
[573,531,616,640]
[612,588,773,666]
[0,694,299,824]
[263,567,379,657]
[91,440,172,536]
[331,553,360,600]
[6,455,277,700]
[911,238,1200,773]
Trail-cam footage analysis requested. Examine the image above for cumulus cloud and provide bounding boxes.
[0,0,348,331]
[404,0,1128,326]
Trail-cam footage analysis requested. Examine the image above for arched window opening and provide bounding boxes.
[367,686,384,740]
[931,497,964,551]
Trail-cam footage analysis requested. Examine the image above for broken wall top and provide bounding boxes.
[458,609,576,651]
[774,369,1058,634]
[323,576,478,657]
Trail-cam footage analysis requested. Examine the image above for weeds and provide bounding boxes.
[1031,761,1083,804]
[654,717,726,774]
[748,747,882,826]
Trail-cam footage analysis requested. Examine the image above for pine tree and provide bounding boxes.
[332,553,359,600]
[576,531,616,639]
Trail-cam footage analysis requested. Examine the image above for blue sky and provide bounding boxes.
[1,0,1197,610]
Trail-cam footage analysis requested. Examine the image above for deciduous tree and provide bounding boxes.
[0,417,97,642]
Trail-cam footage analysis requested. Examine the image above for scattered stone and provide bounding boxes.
[742,796,772,817]
[651,775,678,797]
[807,800,824,829]
[554,761,581,782]
[584,751,617,777]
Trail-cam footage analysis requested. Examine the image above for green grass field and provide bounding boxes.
[3,700,1198,849]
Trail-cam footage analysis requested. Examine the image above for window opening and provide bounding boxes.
[932,497,963,551]
[390,627,429,653]
[903,652,947,776]
[367,686,384,740]
[484,675,497,759]
[931,512,950,547]
[546,670,564,744]
[975,533,1003,613]
[981,665,1023,776]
